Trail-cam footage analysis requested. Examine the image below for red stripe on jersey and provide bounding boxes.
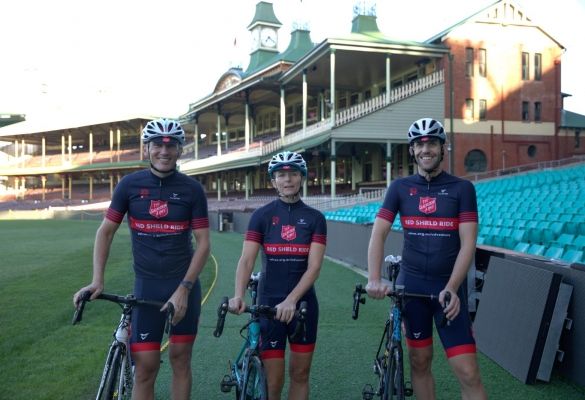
[290,343,315,353]
[106,208,124,224]
[261,349,285,359]
[377,208,396,223]
[312,233,327,245]
[129,217,190,233]
[400,216,459,231]
[264,243,310,255]
[170,334,197,344]
[406,337,433,348]
[459,211,478,223]
[130,342,160,352]
[191,217,209,230]
[245,231,263,243]
[445,344,476,358]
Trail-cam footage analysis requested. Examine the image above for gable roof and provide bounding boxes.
[425,0,565,49]
[561,110,585,129]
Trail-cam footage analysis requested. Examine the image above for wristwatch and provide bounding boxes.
[180,280,194,291]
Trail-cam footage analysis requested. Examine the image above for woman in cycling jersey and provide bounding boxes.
[228,151,327,400]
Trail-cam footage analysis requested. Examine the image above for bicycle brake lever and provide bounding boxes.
[214,297,229,338]
[72,290,91,325]
[439,292,452,328]
[165,303,175,334]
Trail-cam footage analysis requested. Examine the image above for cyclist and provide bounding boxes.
[73,118,210,400]
[228,151,327,400]
[366,118,487,399]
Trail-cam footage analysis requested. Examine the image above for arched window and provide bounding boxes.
[464,149,487,173]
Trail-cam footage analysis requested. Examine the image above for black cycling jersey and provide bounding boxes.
[377,171,478,279]
[106,169,209,279]
[245,199,327,298]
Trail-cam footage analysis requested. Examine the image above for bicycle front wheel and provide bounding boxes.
[96,344,126,400]
[384,344,405,400]
[239,354,267,400]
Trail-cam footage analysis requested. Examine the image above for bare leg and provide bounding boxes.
[287,351,314,400]
[408,345,436,400]
[131,350,160,400]
[448,353,487,400]
[169,342,194,400]
[263,357,285,400]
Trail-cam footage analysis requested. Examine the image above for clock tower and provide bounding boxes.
[246,1,282,73]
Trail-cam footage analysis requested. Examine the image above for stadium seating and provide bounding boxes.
[323,163,585,264]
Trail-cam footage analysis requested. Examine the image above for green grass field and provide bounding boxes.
[1,220,584,399]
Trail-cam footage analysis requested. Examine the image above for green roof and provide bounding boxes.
[247,1,281,29]
[279,29,315,63]
[351,15,380,34]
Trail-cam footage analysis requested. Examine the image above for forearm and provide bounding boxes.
[367,219,390,282]
[92,221,117,286]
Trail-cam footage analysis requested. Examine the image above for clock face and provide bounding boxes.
[260,27,277,48]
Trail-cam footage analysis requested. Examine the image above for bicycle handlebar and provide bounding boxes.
[72,291,172,326]
[352,284,451,326]
[213,297,308,340]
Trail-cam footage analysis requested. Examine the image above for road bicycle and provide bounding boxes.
[214,273,308,400]
[352,255,450,400]
[73,291,174,400]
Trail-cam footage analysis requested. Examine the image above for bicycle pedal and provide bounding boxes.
[361,384,374,400]
[405,381,414,397]
[220,375,235,393]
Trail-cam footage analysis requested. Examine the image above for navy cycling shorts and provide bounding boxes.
[258,294,319,360]
[130,276,201,353]
[397,271,476,358]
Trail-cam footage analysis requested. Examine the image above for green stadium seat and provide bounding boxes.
[493,228,512,248]
[513,242,531,253]
[544,246,564,260]
[562,249,583,264]
[554,233,576,249]
[527,244,546,256]
[567,235,585,252]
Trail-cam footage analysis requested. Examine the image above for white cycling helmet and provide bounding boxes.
[142,118,185,145]
[407,118,446,144]
[268,151,308,178]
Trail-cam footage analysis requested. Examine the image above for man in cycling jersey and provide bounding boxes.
[228,151,327,400]
[366,118,487,399]
[73,118,210,400]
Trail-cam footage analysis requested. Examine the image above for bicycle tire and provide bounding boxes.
[384,345,405,400]
[239,354,267,400]
[97,344,125,400]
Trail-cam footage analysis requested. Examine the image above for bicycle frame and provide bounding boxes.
[215,273,307,400]
[73,292,172,400]
[353,255,448,400]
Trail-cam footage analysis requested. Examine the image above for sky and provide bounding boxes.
[1,0,584,122]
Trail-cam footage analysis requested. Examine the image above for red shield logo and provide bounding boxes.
[149,200,169,219]
[281,225,297,241]
[419,197,436,214]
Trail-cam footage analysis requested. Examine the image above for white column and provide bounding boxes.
[216,112,222,156]
[302,69,307,132]
[194,120,199,159]
[330,49,336,125]
[386,54,391,103]
[89,131,93,164]
[245,101,250,150]
[386,141,392,187]
[330,141,337,198]
[280,87,286,139]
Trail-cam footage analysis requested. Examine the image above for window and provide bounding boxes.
[364,90,371,100]
[465,98,474,120]
[534,102,542,122]
[479,49,487,77]
[286,105,294,125]
[522,52,529,80]
[527,145,537,158]
[350,93,359,106]
[522,101,530,121]
[534,53,542,81]
[465,48,474,77]
[479,99,487,120]
[575,130,581,148]
[464,150,487,173]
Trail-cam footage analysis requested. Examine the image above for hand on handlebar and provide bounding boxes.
[228,296,246,315]
[72,283,103,308]
[365,280,391,299]
[275,298,297,324]
[440,289,459,322]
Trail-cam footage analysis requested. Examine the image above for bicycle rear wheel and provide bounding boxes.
[239,354,267,400]
[96,344,126,400]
